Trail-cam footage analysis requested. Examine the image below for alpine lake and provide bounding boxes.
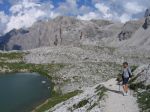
[0,72,51,112]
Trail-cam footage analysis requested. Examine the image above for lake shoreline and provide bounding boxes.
[0,59,66,112]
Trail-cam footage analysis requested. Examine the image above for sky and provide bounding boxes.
[0,0,149,34]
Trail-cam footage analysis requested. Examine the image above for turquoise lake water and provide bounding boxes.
[0,73,51,112]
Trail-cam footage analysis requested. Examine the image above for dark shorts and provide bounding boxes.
[122,77,129,85]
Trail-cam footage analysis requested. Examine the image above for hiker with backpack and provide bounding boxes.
[122,62,132,96]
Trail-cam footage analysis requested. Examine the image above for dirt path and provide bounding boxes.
[102,78,139,112]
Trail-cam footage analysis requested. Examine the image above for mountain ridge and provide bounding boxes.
[0,16,121,50]
[0,11,150,51]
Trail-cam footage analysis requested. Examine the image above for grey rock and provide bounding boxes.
[133,64,150,86]
[145,8,150,17]
[0,16,115,50]
[143,16,150,29]
[118,21,142,41]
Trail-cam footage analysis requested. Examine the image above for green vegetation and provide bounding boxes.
[128,75,138,84]
[130,65,138,72]
[87,102,97,111]
[0,62,65,78]
[33,90,82,112]
[86,85,107,111]
[129,74,150,112]
[95,85,103,92]
[0,52,27,61]
[73,99,89,109]
[129,81,147,91]
[78,44,116,53]
[96,86,107,100]
[137,90,150,112]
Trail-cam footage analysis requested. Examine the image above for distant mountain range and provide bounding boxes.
[0,9,150,51]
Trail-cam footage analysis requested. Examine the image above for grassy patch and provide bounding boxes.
[0,52,27,60]
[97,86,107,100]
[87,102,97,111]
[0,62,65,78]
[128,75,138,84]
[129,82,146,91]
[137,90,150,112]
[95,85,103,92]
[73,99,89,109]
[130,65,138,72]
[33,90,82,112]
[129,78,150,112]
[78,44,116,53]
[95,85,107,101]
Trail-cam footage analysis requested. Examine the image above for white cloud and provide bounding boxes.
[4,0,58,33]
[77,3,133,23]
[77,12,100,20]
[0,11,9,34]
[124,2,145,14]
[79,5,92,14]
[9,1,41,14]
[95,3,113,19]
[0,11,8,23]
[119,14,132,23]
[1,0,150,34]
[5,9,46,33]
[55,0,78,15]
[78,3,114,21]
[49,11,60,19]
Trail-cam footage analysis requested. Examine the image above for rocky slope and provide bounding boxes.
[47,84,106,112]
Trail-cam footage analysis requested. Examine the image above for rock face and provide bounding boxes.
[1,14,150,51]
[143,16,150,29]
[143,8,150,29]
[0,16,114,50]
[134,64,150,86]
[145,8,150,17]
[118,21,143,41]
[0,29,29,50]
[0,17,148,51]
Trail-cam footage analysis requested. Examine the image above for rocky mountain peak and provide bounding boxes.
[143,17,150,29]
[143,8,150,29]
[53,16,79,25]
[145,8,150,17]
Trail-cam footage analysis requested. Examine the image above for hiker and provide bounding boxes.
[122,62,132,96]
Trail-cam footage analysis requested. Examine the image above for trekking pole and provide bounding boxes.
[118,81,122,92]
[130,84,132,95]
[119,82,120,91]
[118,81,120,92]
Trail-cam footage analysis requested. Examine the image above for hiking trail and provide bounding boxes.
[102,78,139,112]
